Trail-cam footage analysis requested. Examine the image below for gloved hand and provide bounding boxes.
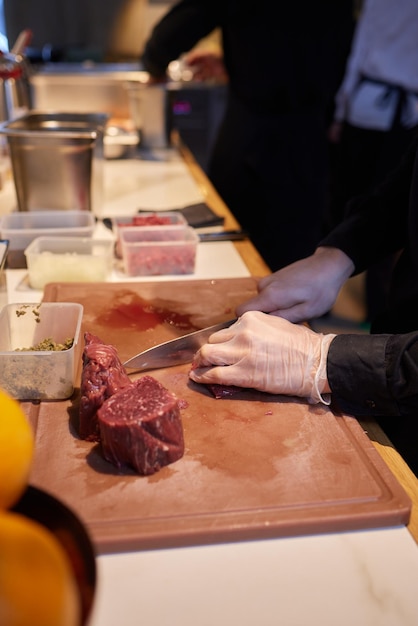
[190,311,336,404]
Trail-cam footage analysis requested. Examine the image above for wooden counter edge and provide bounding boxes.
[357,417,418,542]
[179,139,418,544]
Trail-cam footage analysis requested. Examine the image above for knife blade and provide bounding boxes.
[123,318,237,371]
[198,230,248,242]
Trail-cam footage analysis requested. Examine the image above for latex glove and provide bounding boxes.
[236,246,354,323]
[190,311,336,404]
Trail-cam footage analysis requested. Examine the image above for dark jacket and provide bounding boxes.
[322,133,418,473]
[141,1,355,271]
[142,0,354,116]
[323,133,418,335]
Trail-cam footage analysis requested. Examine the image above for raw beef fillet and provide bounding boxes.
[79,332,132,441]
[97,375,184,475]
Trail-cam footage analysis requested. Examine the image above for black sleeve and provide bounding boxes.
[327,332,418,417]
[141,0,222,77]
[320,134,418,274]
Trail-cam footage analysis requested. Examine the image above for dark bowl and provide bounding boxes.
[11,485,96,625]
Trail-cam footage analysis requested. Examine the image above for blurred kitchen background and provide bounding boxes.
[0,0,367,332]
[1,1,177,63]
[0,0,227,173]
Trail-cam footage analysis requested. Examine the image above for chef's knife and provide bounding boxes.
[198,230,248,242]
[123,318,236,371]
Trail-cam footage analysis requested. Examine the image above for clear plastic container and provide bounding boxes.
[120,225,198,276]
[0,210,95,268]
[0,302,83,400]
[111,211,188,258]
[24,236,114,289]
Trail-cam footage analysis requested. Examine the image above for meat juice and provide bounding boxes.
[95,293,200,332]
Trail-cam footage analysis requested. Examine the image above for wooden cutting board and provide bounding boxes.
[22,278,411,554]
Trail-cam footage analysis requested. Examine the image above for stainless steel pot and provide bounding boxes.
[0,112,108,213]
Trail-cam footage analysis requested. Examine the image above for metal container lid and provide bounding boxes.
[0,111,109,139]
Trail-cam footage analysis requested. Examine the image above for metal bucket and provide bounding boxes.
[0,111,108,214]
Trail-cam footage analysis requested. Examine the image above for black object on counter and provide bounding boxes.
[174,202,224,228]
[198,230,248,242]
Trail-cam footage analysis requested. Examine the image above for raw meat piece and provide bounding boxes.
[130,215,172,226]
[98,375,184,475]
[190,362,243,399]
[123,240,197,276]
[79,332,132,441]
[207,384,243,399]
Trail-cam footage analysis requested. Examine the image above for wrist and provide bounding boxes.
[314,246,354,286]
[308,333,336,405]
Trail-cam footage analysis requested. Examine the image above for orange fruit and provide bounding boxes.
[0,510,81,626]
[0,388,34,509]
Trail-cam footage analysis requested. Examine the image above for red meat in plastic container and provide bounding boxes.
[130,214,173,226]
[113,211,188,258]
[79,332,132,441]
[98,375,185,475]
[120,226,199,276]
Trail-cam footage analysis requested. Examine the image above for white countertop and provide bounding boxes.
[2,150,418,625]
[90,528,418,626]
[1,150,251,303]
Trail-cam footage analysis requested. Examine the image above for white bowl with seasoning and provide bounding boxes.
[0,302,83,400]
[24,236,114,289]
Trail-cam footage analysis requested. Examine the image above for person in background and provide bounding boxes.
[189,132,418,476]
[141,0,355,271]
[327,0,418,322]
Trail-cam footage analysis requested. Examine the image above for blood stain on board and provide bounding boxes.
[95,291,199,332]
